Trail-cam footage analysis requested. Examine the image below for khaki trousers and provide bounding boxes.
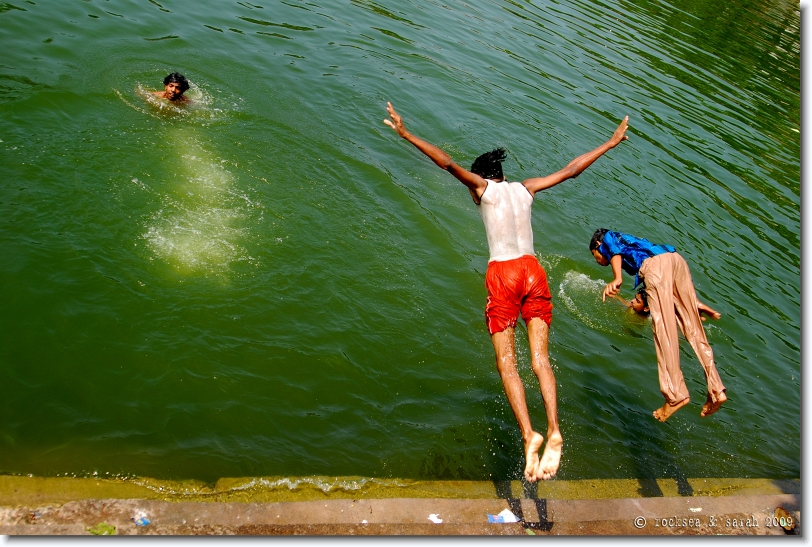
[639,252,726,404]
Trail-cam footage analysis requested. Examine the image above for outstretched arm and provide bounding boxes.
[384,102,488,203]
[522,116,629,197]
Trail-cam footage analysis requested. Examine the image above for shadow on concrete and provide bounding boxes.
[493,480,553,531]
[771,479,801,494]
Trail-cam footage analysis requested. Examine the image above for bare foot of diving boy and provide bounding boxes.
[698,301,722,321]
[653,397,690,422]
[700,390,727,417]
[524,432,544,482]
[536,431,563,481]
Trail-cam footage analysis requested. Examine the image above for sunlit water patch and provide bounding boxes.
[138,130,258,276]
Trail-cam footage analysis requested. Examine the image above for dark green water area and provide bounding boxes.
[0,0,799,489]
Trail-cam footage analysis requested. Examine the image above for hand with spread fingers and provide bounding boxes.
[383,102,408,138]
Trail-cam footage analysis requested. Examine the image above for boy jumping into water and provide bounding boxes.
[590,229,727,422]
[384,101,628,481]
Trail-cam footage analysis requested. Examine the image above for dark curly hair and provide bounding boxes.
[471,148,507,180]
[163,72,189,93]
[589,228,609,251]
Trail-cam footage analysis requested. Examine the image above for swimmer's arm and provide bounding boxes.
[522,116,629,197]
[384,102,487,203]
[611,294,631,307]
[602,255,623,302]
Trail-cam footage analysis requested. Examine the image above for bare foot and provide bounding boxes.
[701,390,727,417]
[698,303,721,321]
[535,432,562,481]
[653,397,690,422]
[523,432,544,482]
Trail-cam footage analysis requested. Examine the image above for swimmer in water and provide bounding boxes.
[615,284,721,321]
[384,101,629,482]
[152,72,191,103]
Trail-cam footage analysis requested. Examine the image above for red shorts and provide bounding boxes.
[485,255,553,335]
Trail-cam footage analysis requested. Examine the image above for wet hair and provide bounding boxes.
[163,72,189,93]
[636,284,648,308]
[471,148,507,180]
[589,228,609,251]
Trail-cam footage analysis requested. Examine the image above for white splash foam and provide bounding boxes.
[237,476,406,493]
[116,82,224,122]
[558,271,603,327]
[141,132,254,276]
[129,475,407,496]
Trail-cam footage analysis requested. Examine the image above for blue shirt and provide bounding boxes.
[597,231,676,286]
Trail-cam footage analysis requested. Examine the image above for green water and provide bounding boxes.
[0,0,799,487]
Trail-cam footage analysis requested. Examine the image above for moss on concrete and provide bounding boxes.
[0,474,799,507]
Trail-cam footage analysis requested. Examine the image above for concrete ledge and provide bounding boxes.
[0,493,801,536]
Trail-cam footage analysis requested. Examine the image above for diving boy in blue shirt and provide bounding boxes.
[590,229,727,422]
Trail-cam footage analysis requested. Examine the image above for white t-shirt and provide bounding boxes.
[477,180,535,263]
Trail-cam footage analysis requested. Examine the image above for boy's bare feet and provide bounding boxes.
[653,397,690,422]
[523,432,544,482]
[700,390,727,417]
[698,302,721,321]
[536,432,563,481]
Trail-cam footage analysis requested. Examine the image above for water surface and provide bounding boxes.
[0,0,800,486]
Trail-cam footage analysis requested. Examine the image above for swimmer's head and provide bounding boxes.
[471,148,507,181]
[590,228,609,266]
[164,72,190,92]
[162,73,189,101]
[631,285,650,315]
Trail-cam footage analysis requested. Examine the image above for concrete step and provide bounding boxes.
[0,493,800,536]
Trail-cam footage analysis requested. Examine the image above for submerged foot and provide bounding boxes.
[701,390,727,417]
[653,397,690,422]
[523,432,544,483]
[536,432,562,481]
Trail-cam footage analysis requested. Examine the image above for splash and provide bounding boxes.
[558,270,629,332]
[125,475,409,501]
[115,82,224,122]
[233,476,406,493]
[113,79,255,277]
[140,130,256,276]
